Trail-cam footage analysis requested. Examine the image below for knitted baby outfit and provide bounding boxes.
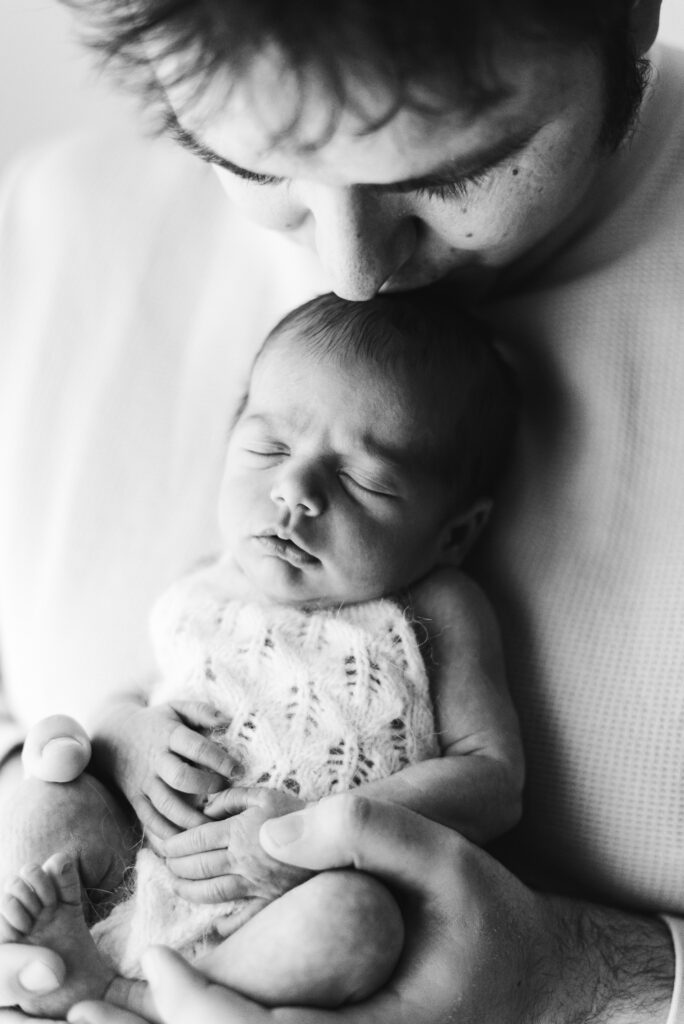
[92,559,438,975]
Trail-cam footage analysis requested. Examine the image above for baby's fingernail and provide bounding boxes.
[19,960,61,993]
[261,811,305,847]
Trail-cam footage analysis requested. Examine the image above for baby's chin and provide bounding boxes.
[238,561,383,609]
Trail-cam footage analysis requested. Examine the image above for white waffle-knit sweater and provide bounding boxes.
[92,562,438,974]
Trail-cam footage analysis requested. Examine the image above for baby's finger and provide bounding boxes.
[168,725,237,783]
[203,788,252,818]
[165,849,230,881]
[132,794,180,842]
[162,819,227,858]
[156,749,227,797]
[134,783,204,838]
[170,873,251,904]
[170,701,230,731]
[146,778,208,831]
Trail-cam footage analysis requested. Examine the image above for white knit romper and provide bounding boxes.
[92,560,439,975]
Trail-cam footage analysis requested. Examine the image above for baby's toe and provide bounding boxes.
[42,852,82,908]
[4,874,43,920]
[19,862,58,911]
[0,891,35,936]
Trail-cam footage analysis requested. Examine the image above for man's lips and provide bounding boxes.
[253,533,319,567]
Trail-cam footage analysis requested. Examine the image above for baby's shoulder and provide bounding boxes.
[408,567,499,642]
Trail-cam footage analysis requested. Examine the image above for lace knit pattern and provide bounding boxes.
[92,561,438,975]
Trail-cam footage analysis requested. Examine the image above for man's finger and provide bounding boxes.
[259,794,465,894]
[141,946,269,1024]
[67,999,148,1024]
[0,945,64,1007]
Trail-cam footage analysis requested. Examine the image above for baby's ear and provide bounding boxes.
[438,499,492,567]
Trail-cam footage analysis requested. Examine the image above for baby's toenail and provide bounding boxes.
[19,960,61,993]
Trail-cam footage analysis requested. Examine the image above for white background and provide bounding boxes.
[1,0,684,172]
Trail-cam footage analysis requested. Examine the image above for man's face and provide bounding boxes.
[167,39,612,299]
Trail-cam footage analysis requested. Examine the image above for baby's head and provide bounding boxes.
[220,290,516,606]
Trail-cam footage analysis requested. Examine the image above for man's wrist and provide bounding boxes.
[535,895,674,1024]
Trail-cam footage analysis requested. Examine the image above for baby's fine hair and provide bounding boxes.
[260,289,517,511]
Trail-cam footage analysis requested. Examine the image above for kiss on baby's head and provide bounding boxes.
[219,289,516,607]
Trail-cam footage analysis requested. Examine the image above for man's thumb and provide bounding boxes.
[259,793,458,891]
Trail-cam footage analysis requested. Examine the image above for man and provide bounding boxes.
[1,0,683,1020]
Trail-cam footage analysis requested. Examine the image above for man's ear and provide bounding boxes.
[630,0,662,54]
[438,499,492,567]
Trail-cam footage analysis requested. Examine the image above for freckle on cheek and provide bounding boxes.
[512,168,519,176]
[466,232,473,238]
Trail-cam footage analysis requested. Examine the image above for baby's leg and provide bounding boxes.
[109,869,404,1018]
[200,869,404,1006]
[0,853,116,1019]
[2,717,136,916]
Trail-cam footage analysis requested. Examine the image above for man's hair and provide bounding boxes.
[257,290,518,512]
[64,0,649,150]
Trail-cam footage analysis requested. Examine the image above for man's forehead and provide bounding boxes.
[165,38,560,172]
[172,76,550,190]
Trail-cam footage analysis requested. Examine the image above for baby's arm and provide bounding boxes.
[354,566,524,845]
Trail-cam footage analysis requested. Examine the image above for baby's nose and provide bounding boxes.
[270,465,326,517]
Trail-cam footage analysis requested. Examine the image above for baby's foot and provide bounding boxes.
[0,852,115,1018]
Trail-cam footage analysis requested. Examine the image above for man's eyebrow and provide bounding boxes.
[166,112,539,192]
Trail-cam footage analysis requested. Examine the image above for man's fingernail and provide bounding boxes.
[67,1010,89,1024]
[18,960,60,993]
[262,811,306,847]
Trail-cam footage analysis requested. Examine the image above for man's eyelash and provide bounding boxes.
[410,169,492,201]
[229,168,283,186]
[165,117,284,185]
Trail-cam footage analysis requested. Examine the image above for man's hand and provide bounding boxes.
[163,788,312,904]
[92,700,239,841]
[0,944,66,1023]
[66,796,675,1024]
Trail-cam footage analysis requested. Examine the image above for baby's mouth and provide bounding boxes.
[254,532,319,567]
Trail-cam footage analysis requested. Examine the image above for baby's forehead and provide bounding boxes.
[248,327,452,463]
[254,320,433,401]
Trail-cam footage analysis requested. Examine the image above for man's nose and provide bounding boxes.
[270,462,326,518]
[309,186,417,300]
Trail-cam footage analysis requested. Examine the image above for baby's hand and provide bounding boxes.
[96,701,239,843]
[163,787,313,906]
